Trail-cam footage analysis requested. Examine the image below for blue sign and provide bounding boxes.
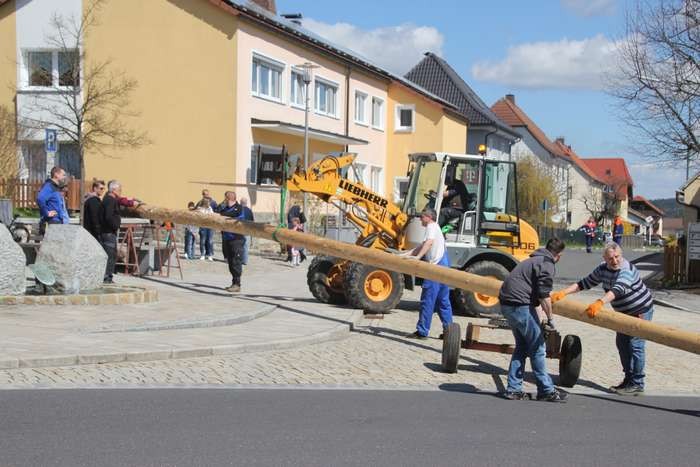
[45,129,58,153]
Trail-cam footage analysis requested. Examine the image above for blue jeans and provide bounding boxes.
[616,307,653,388]
[416,253,453,336]
[242,236,250,265]
[501,304,555,396]
[185,230,195,258]
[199,228,213,257]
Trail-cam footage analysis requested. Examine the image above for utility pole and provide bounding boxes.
[299,62,317,223]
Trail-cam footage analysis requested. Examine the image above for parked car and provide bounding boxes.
[650,235,665,247]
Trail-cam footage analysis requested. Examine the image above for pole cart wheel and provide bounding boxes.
[441,322,462,373]
[558,334,582,387]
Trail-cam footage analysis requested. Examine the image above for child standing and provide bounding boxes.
[290,217,303,267]
[184,201,197,259]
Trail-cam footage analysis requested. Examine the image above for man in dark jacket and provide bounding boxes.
[100,180,139,283]
[218,191,243,292]
[36,166,70,234]
[82,180,105,240]
[498,238,567,403]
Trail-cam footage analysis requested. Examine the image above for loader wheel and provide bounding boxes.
[441,322,461,373]
[558,334,582,388]
[343,262,404,313]
[450,261,509,318]
[307,256,348,305]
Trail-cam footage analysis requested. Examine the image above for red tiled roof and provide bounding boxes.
[554,141,606,185]
[580,158,634,200]
[632,195,665,216]
[491,97,567,160]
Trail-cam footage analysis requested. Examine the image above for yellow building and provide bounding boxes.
[0,0,467,218]
[385,82,468,204]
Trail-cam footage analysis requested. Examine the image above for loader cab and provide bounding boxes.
[403,153,521,252]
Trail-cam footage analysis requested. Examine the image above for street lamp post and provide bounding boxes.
[299,62,317,223]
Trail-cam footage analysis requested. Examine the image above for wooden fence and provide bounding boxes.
[664,244,689,283]
[0,179,82,211]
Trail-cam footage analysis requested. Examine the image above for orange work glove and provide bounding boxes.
[585,299,604,318]
[550,290,568,303]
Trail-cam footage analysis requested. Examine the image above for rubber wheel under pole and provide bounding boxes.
[558,334,582,387]
[441,322,461,373]
[450,261,509,318]
[343,261,404,313]
[307,256,348,305]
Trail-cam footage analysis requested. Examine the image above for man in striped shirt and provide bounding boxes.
[551,242,654,395]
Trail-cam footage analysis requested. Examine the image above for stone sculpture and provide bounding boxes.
[36,225,107,294]
[0,225,26,295]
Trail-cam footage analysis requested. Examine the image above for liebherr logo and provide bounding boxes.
[339,179,389,208]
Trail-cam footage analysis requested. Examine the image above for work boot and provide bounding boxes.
[502,391,529,400]
[406,331,427,340]
[536,389,568,403]
[616,384,644,396]
[610,378,630,392]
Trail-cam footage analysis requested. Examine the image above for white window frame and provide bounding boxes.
[251,52,285,104]
[393,176,409,204]
[371,96,385,131]
[289,68,306,109]
[20,48,80,91]
[352,162,367,184]
[354,90,368,126]
[395,104,415,133]
[369,165,383,195]
[314,76,339,118]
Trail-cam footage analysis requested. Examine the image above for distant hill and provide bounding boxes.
[649,198,684,217]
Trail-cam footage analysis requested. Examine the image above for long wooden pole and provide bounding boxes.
[135,205,700,355]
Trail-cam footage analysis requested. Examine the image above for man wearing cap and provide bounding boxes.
[403,207,453,339]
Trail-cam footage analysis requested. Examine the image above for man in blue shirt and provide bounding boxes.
[239,197,254,265]
[36,166,70,234]
[218,191,243,292]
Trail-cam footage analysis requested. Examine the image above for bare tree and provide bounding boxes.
[580,179,627,225]
[21,0,149,199]
[0,105,30,197]
[607,0,700,180]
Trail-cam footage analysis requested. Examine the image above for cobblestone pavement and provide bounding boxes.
[1,284,698,395]
[1,248,698,394]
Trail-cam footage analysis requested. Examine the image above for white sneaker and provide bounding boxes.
[200,256,206,261]
[207,256,214,261]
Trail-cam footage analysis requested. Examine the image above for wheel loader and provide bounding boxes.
[258,149,539,315]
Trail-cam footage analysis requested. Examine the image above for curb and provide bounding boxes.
[88,303,277,333]
[0,287,158,306]
[0,310,364,370]
[652,297,693,312]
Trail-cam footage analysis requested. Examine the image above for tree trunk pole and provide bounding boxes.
[133,204,700,355]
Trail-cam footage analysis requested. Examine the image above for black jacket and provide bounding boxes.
[83,195,102,239]
[100,194,121,235]
[498,248,556,307]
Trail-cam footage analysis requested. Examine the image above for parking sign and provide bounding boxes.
[45,129,58,153]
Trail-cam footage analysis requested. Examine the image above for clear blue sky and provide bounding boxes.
[276,0,688,200]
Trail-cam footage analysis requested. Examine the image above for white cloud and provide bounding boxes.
[302,18,444,75]
[471,35,621,90]
[628,162,688,199]
[561,0,616,17]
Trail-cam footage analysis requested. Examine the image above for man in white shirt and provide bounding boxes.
[403,208,454,339]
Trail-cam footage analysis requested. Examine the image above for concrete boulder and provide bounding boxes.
[0,226,26,295]
[36,225,107,294]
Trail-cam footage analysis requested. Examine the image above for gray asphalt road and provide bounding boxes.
[0,388,697,466]
[554,249,656,281]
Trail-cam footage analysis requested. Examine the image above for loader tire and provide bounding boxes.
[343,262,404,313]
[307,256,347,305]
[450,261,509,318]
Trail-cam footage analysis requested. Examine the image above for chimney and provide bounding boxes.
[555,137,565,145]
[505,94,515,104]
[281,13,303,26]
[249,0,277,14]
